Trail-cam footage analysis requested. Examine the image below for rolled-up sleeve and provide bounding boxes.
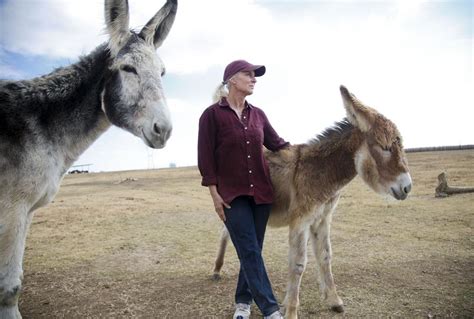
[198,109,218,186]
[262,111,289,152]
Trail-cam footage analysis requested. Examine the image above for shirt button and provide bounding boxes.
[244,127,248,130]
[246,141,250,144]
[243,116,246,119]
[250,184,254,187]
[249,170,252,174]
[247,155,251,158]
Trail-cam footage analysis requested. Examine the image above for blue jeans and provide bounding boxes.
[224,196,279,316]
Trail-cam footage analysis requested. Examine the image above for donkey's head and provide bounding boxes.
[340,85,412,200]
[102,0,177,149]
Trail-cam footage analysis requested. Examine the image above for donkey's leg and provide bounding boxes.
[283,221,309,319]
[0,204,31,319]
[309,198,344,313]
[212,226,229,280]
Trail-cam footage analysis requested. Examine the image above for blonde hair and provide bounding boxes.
[212,82,229,103]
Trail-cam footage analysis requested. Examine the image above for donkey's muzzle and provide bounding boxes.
[154,123,172,149]
[390,172,412,200]
[391,185,411,200]
[142,123,172,149]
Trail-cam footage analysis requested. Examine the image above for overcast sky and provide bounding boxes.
[1,0,472,172]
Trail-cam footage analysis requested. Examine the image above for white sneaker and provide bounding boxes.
[264,310,283,319]
[233,303,251,319]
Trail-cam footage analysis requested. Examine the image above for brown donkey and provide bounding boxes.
[213,85,412,319]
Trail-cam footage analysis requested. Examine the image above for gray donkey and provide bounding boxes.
[0,1,177,317]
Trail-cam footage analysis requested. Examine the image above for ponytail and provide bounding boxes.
[212,81,229,103]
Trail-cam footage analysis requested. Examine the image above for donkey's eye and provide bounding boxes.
[161,67,166,77]
[120,65,138,75]
[381,145,392,153]
[396,136,403,147]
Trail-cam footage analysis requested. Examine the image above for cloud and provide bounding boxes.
[0,0,272,65]
[158,0,275,75]
[1,0,105,58]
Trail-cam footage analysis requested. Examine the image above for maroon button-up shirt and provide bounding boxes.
[198,98,289,205]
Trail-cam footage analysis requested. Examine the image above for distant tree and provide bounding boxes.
[406,145,474,153]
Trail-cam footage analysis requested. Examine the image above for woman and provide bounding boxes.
[198,60,288,319]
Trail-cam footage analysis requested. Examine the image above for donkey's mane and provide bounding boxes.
[12,44,109,103]
[308,119,354,150]
[0,44,111,145]
[1,44,110,108]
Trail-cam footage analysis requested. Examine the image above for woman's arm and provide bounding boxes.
[198,109,230,221]
[198,109,218,185]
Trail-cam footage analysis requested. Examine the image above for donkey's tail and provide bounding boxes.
[212,225,230,281]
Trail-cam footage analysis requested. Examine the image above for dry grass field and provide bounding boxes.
[19,150,473,318]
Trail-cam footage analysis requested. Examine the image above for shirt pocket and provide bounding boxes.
[247,123,264,145]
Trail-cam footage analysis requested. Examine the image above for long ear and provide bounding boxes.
[340,85,375,132]
[139,0,178,49]
[104,0,131,55]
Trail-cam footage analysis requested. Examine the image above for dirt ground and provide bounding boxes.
[19,150,473,318]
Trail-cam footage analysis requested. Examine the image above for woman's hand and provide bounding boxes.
[208,185,230,222]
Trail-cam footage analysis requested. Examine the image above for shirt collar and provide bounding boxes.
[218,97,253,109]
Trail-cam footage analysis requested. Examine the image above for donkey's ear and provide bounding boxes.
[340,85,376,132]
[104,0,131,55]
[139,0,177,49]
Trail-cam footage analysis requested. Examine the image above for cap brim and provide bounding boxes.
[242,64,266,77]
[253,65,266,77]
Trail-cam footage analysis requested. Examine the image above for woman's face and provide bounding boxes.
[230,70,257,95]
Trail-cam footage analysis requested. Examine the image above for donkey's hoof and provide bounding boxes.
[331,305,344,313]
[212,273,221,281]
